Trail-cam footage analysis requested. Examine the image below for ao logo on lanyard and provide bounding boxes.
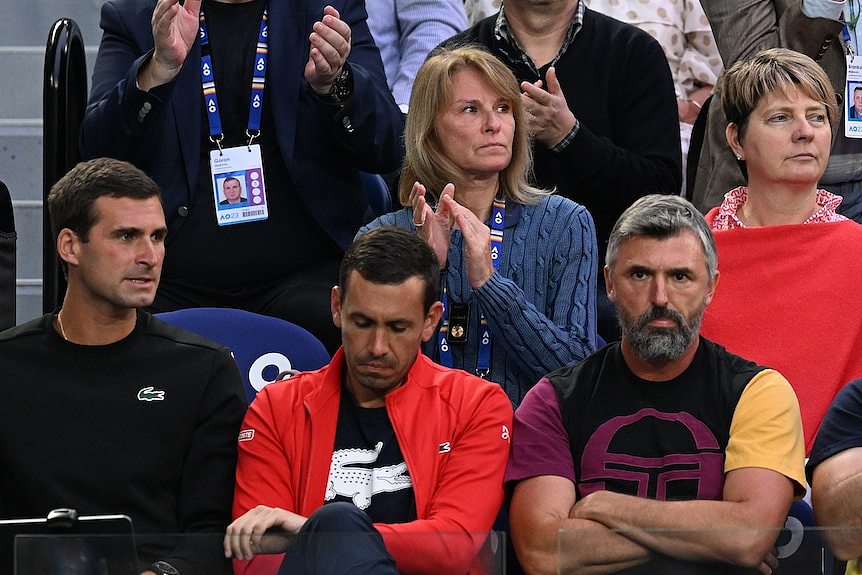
[438,198,505,378]
[200,6,270,226]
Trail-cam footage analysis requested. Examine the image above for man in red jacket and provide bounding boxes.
[224,226,513,574]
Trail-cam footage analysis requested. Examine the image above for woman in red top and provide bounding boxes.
[701,48,862,452]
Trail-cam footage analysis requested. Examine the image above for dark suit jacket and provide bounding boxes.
[81,0,404,249]
[692,0,845,212]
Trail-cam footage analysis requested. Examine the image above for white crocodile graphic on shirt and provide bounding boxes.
[325,441,412,509]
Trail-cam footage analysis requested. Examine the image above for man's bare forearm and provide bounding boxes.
[572,490,782,569]
[553,516,652,575]
[814,461,862,560]
[511,476,651,575]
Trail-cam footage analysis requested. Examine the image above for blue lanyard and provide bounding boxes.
[199,6,269,148]
[845,26,856,60]
[438,198,506,377]
[847,1,860,59]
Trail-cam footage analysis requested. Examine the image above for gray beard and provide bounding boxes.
[619,303,704,362]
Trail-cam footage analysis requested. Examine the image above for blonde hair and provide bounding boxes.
[720,47,838,141]
[398,45,549,206]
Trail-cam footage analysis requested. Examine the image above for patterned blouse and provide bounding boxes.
[710,186,848,231]
[586,0,723,104]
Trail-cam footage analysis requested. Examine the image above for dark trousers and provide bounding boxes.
[278,503,399,575]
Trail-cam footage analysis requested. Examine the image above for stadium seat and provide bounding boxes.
[776,500,844,574]
[360,171,394,217]
[156,307,330,403]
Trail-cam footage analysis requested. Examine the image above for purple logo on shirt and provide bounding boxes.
[579,408,724,500]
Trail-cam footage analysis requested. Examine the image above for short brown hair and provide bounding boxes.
[720,48,837,142]
[342,227,440,313]
[48,158,162,242]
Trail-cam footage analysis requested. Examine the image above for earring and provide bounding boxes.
[736,154,742,160]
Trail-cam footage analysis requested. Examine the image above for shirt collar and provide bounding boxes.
[494,1,585,76]
[711,186,847,231]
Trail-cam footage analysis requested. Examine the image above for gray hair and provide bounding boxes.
[606,195,717,278]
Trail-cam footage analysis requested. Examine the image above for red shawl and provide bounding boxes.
[701,214,862,453]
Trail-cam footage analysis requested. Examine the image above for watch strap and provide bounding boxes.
[317,66,353,104]
[150,560,180,575]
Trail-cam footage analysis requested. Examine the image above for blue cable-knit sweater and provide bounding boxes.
[359,194,597,406]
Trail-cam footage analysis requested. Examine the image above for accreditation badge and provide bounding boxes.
[844,7,862,138]
[845,61,862,138]
[209,144,268,226]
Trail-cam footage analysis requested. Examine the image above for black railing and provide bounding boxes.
[43,18,87,313]
[0,180,16,330]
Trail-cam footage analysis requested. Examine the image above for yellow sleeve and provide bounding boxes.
[725,369,807,496]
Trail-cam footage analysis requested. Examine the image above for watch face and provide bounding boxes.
[152,560,180,575]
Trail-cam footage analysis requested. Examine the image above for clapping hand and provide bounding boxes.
[441,195,495,288]
[410,182,496,287]
[140,0,202,90]
[410,182,455,268]
[520,67,576,148]
[305,5,351,95]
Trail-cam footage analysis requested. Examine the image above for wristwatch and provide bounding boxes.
[150,560,180,575]
[320,66,353,104]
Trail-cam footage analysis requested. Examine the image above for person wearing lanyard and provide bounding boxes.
[81,0,404,354]
[359,45,598,406]
[693,0,862,224]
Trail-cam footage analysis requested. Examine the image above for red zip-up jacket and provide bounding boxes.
[232,349,513,574]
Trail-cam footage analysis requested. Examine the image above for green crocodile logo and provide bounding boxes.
[137,386,165,402]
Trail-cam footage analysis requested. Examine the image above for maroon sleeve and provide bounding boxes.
[505,378,575,484]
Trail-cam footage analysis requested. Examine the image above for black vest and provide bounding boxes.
[549,338,766,574]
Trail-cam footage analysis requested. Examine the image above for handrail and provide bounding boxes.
[0,180,15,330]
[42,18,87,313]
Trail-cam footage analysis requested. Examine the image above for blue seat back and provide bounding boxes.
[776,500,843,574]
[156,307,330,403]
[360,171,393,216]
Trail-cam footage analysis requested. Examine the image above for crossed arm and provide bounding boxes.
[812,447,862,560]
[510,476,651,575]
[511,468,794,575]
[810,378,862,561]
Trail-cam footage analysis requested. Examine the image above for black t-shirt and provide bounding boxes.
[162,0,340,289]
[550,339,764,501]
[325,386,417,525]
[0,312,246,573]
[546,339,767,575]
